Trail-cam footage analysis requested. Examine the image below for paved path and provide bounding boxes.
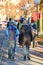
[0,30,43,65]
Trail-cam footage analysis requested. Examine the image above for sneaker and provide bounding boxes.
[20,45,23,48]
[27,57,31,60]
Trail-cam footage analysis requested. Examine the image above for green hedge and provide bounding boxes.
[37,20,40,31]
[38,34,43,38]
[38,42,43,45]
[38,34,43,45]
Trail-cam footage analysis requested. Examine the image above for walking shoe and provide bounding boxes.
[8,57,16,61]
[27,57,31,60]
[24,55,26,61]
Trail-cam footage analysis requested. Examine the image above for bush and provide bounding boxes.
[39,35,43,38]
[38,34,43,38]
[38,34,43,45]
[38,42,43,45]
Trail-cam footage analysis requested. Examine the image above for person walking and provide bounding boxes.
[5,18,18,60]
[19,24,31,61]
[31,18,38,48]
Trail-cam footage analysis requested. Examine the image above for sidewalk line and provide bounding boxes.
[30,54,43,61]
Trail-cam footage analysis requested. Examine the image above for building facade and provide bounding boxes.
[39,0,43,34]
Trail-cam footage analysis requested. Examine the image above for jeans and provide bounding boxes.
[23,45,30,57]
[16,36,19,44]
[8,40,16,58]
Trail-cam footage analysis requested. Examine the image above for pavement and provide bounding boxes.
[0,30,43,65]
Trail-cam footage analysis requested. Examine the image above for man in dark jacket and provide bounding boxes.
[19,24,31,61]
